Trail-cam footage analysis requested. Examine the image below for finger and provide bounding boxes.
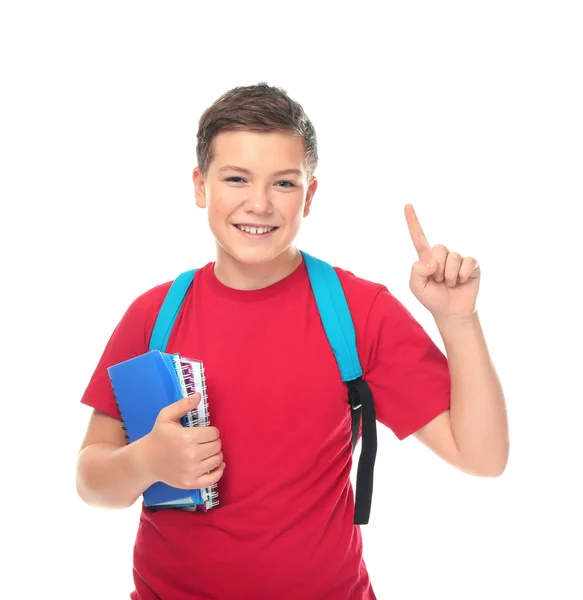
[430,244,449,282]
[404,204,432,262]
[444,252,463,287]
[200,451,224,472]
[158,393,202,423]
[194,425,221,444]
[196,462,226,488]
[458,257,480,283]
[410,260,439,291]
[198,439,222,460]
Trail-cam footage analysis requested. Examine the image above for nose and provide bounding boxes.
[243,186,273,215]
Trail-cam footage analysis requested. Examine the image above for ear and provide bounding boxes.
[303,176,318,217]
[193,167,206,209]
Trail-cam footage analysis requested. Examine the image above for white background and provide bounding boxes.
[1,1,582,598]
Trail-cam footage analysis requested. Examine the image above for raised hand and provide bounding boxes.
[404,204,481,321]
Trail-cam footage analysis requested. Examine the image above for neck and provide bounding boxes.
[214,245,303,290]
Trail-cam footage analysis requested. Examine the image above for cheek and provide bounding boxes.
[282,198,307,225]
[205,204,232,240]
[207,193,235,221]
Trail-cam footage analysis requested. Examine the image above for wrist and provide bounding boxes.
[119,435,159,491]
[434,311,480,329]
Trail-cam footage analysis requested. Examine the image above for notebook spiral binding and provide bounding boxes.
[111,384,130,445]
[172,355,219,511]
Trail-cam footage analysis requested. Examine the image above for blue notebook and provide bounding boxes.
[107,350,219,511]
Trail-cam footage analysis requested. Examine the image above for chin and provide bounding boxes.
[212,224,299,267]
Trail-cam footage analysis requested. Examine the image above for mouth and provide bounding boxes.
[233,224,279,237]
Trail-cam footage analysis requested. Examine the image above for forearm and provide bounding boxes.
[76,437,156,509]
[435,312,509,476]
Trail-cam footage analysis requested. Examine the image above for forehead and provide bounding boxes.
[209,130,306,173]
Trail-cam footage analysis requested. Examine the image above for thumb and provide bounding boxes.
[410,260,438,289]
[158,393,202,423]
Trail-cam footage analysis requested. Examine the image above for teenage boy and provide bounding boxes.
[76,83,509,600]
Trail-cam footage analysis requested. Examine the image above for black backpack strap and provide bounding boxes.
[300,250,378,525]
[347,378,377,525]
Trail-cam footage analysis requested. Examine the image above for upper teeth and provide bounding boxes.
[238,225,274,234]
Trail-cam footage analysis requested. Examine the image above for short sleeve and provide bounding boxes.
[79,287,167,419]
[363,288,451,440]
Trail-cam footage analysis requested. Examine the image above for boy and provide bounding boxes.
[76,83,509,600]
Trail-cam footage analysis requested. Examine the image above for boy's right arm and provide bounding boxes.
[76,394,225,510]
[75,409,157,509]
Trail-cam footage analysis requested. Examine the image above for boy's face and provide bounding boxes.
[193,130,317,268]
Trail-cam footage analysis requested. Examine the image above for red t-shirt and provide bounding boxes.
[81,260,451,600]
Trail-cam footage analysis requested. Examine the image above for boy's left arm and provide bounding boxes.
[414,312,509,477]
[403,204,509,477]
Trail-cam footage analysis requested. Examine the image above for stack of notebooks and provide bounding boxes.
[107,350,219,512]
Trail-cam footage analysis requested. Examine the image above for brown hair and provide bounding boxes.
[196,82,318,180]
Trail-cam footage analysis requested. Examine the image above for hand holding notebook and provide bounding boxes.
[107,350,221,510]
[143,393,225,491]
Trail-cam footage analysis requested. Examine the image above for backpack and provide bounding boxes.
[149,250,377,525]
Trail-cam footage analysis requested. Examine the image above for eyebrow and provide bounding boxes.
[218,165,303,177]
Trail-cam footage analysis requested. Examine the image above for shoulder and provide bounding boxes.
[333,265,403,317]
[129,263,212,312]
[120,266,203,332]
[124,279,173,322]
[333,265,385,296]
[331,264,422,352]
[123,263,213,332]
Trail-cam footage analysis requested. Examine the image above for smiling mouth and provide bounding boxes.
[234,224,279,236]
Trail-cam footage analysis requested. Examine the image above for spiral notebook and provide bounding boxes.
[107,350,219,511]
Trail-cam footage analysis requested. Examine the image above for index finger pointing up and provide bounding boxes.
[404,204,432,261]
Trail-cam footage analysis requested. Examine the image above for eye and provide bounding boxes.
[226,176,246,184]
[276,181,295,188]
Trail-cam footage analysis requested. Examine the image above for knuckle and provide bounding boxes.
[182,446,198,462]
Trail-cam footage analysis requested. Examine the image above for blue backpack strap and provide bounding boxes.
[149,269,197,352]
[301,251,377,526]
[300,251,362,381]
